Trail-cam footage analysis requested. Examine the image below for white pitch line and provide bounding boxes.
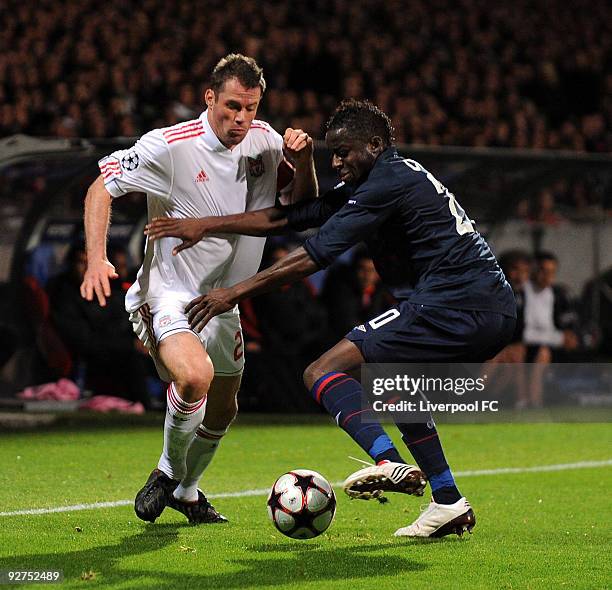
[1,459,610,518]
[453,459,612,477]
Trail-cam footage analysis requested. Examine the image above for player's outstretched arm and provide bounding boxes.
[80,175,118,307]
[145,183,345,254]
[186,246,317,331]
[144,207,290,254]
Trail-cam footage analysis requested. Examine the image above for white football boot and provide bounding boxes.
[394,497,475,538]
[343,461,427,500]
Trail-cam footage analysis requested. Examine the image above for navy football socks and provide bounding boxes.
[311,372,405,464]
[395,418,462,504]
[310,372,460,503]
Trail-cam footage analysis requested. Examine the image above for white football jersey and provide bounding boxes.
[98,112,283,312]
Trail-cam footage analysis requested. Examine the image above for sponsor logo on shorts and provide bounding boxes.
[354,324,367,332]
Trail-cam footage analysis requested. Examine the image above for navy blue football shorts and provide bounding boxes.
[345,301,516,363]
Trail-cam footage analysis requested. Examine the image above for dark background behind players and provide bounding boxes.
[320,247,396,339]
[0,0,610,410]
[239,243,327,412]
[1,0,609,152]
[45,244,153,408]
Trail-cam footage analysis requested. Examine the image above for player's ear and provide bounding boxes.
[204,89,215,109]
[367,136,385,158]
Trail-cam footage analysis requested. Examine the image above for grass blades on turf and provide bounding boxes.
[0,421,610,589]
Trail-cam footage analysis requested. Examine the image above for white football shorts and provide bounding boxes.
[129,300,244,381]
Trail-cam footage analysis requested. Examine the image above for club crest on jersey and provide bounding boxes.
[121,150,139,171]
[159,315,173,328]
[248,155,265,177]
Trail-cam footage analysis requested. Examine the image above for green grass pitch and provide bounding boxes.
[1,419,610,589]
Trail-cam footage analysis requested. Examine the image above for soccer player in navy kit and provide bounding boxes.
[146,99,517,537]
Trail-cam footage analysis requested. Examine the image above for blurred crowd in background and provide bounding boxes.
[1,0,611,411]
[1,0,610,152]
[14,240,607,411]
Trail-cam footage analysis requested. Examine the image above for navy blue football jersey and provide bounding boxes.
[286,147,515,317]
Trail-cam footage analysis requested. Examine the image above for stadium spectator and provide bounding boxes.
[516,178,608,222]
[489,250,531,408]
[524,252,579,357]
[493,250,531,363]
[581,266,612,358]
[46,244,152,408]
[521,252,579,407]
[527,189,566,226]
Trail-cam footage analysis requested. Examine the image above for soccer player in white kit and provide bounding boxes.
[80,54,317,524]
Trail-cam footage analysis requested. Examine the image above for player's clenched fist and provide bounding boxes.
[80,259,118,307]
[283,128,313,163]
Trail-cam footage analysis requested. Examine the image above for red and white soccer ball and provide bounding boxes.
[267,469,336,539]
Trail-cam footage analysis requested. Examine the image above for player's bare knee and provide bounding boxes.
[174,379,208,403]
[175,363,214,403]
[303,359,328,391]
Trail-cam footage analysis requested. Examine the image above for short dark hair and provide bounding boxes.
[209,54,266,95]
[535,251,558,265]
[498,249,532,271]
[326,99,395,146]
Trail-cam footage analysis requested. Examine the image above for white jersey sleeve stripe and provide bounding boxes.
[162,120,203,139]
[166,130,204,144]
[99,155,122,181]
[100,162,121,173]
[164,119,201,131]
[98,129,172,199]
[163,125,203,140]
[100,163,120,172]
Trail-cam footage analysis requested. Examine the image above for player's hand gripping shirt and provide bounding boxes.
[98,112,283,312]
[285,148,515,317]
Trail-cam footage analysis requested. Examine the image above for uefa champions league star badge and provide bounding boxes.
[248,155,265,177]
[121,150,140,171]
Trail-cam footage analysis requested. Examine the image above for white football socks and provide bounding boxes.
[173,425,227,502]
[157,382,206,481]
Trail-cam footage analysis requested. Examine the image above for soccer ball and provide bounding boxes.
[267,469,336,539]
